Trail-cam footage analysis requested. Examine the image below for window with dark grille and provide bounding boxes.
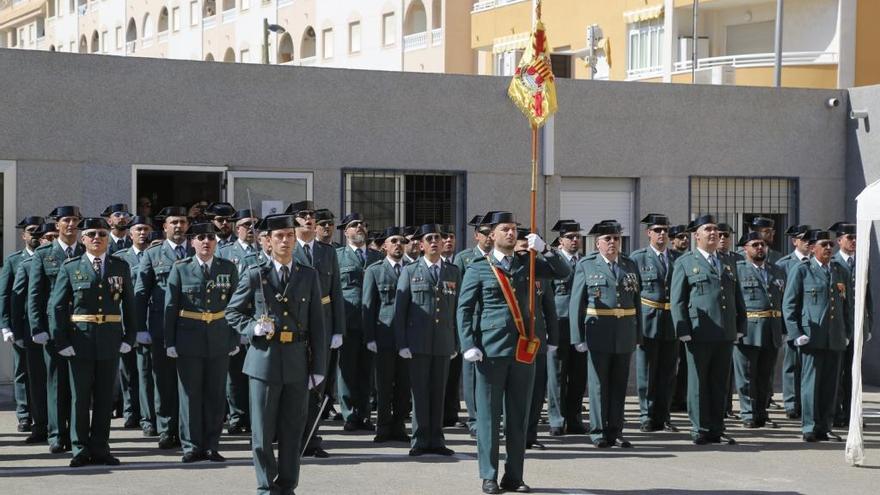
[689,176,798,253]
[550,54,571,78]
[343,169,465,240]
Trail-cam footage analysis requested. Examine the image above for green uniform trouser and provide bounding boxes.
[136,344,156,427]
[336,330,374,423]
[636,337,679,425]
[800,347,841,435]
[443,354,462,424]
[733,344,778,423]
[375,349,410,438]
[587,350,631,444]
[26,342,48,435]
[249,349,308,495]
[12,343,29,421]
[119,349,140,424]
[226,344,250,428]
[69,357,118,458]
[462,360,478,433]
[476,357,535,482]
[835,342,854,424]
[685,341,732,439]
[45,341,71,446]
[547,320,588,430]
[177,354,229,454]
[782,340,802,414]
[409,354,447,449]
[527,353,548,443]
[151,341,179,437]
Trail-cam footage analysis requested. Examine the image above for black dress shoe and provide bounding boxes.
[443,419,458,428]
[307,447,329,458]
[432,446,455,456]
[615,437,633,448]
[566,424,588,435]
[693,435,709,445]
[482,479,502,494]
[158,434,176,449]
[526,441,546,450]
[718,434,737,445]
[663,422,679,432]
[391,432,411,442]
[764,419,780,429]
[785,411,801,419]
[742,420,758,429]
[332,412,344,421]
[500,477,532,493]
[594,439,611,448]
[92,454,121,466]
[639,421,656,432]
[182,451,203,463]
[205,450,226,462]
[69,454,91,467]
[142,424,158,437]
[49,442,66,454]
[359,418,376,431]
[408,447,427,457]
[17,420,32,432]
[24,432,48,444]
[803,432,819,442]
[343,421,358,432]
[123,418,139,429]
[469,429,477,439]
[227,424,247,435]
[373,433,390,443]
[548,426,564,436]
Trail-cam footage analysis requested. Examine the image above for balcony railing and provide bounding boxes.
[35,36,44,49]
[673,51,839,72]
[221,8,236,24]
[278,0,293,6]
[142,35,153,48]
[403,31,427,52]
[431,28,442,46]
[203,15,216,29]
[157,31,168,43]
[126,40,135,53]
[299,56,316,66]
[472,0,528,13]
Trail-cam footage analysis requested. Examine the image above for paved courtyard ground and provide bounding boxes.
[1,388,879,494]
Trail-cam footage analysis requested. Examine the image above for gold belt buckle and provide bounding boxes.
[279,331,293,343]
[613,308,624,318]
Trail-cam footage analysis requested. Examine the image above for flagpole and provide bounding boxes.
[529,124,538,340]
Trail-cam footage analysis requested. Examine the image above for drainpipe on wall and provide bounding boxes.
[773,0,784,87]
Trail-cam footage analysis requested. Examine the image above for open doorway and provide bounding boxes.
[133,165,226,221]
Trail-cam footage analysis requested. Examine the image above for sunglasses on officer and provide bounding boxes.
[562,233,581,240]
[237,221,255,229]
[422,234,442,243]
[82,230,109,238]
[347,221,367,229]
[650,227,668,234]
[192,234,217,242]
[296,210,315,219]
[816,240,834,248]
[674,234,688,240]
[213,217,231,224]
[719,232,731,239]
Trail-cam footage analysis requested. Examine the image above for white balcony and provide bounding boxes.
[221,8,236,24]
[35,36,44,49]
[157,31,168,44]
[672,51,839,72]
[403,31,427,52]
[142,36,153,48]
[126,40,135,53]
[278,0,293,6]
[203,15,216,29]
[431,28,442,47]
[472,0,528,13]
[77,3,87,15]
[299,56,316,66]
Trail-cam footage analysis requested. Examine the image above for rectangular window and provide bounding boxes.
[494,50,522,76]
[550,54,571,78]
[69,41,75,52]
[626,16,664,77]
[383,13,395,46]
[101,30,108,52]
[349,21,361,54]
[241,0,249,11]
[115,27,122,49]
[240,48,250,63]
[322,28,334,59]
[343,170,463,239]
[190,1,199,26]
[172,7,181,31]
[560,178,636,254]
[689,176,798,253]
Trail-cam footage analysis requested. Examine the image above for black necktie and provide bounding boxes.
[848,256,855,270]
[394,264,401,277]
[356,249,365,267]
[137,250,143,260]
[65,246,74,259]
[116,239,125,250]
[304,244,313,265]
[175,245,186,260]
[92,256,102,277]
[708,254,719,273]
[202,263,210,279]
[609,261,618,278]
[280,265,290,286]
[431,264,440,284]
[501,256,511,271]
[658,253,667,278]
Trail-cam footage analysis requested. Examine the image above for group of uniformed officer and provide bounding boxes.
[1,202,871,494]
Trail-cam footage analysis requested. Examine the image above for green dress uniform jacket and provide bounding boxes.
[453,246,488,434]
[48,253,136,459]
[733,260,785,424]
[28,240,85,448]
[775,250,810,415]
[363,259,404,351]
[629,247,679,427]
[219,241,257,274]
[457,249,570,483]
[670,250,746,440]
[12,255,48,436]
[569,253,642,443]
[782,259,852,435]
[0,250,32,423]
[225,260,327,495]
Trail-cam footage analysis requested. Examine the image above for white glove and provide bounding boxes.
[253,321,273,337]
[229,346,240,357]
[679,335,693,343]
[239,334,249,345]
[526,233,546,253]
[548,345,558,353]
[2,328,13,343]
[308,374,325,390]
[366,341,378,353]
[32,332,50,345]
[845,338,851,346]
[136,331,152,345]
[119,342,132,354]
[794,335,810,346]
[330,334,343,349]
[867,333,873,343]
[166,346,178,358]
[450,351,458,360]
[463,347,483,362]
[58,346,76,357]
[14,340,24,348]
[398,348,413,359]
[736,333,744,340]
[574,342,588,353]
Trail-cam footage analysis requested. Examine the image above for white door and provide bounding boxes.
[226,171,313,217]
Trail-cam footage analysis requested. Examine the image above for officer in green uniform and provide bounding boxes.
[113,215,159,437]
[165,222,239,462]
[776,224,813,419]
[314,209,339,247]
[515,228,559,451]
[1,216,45,433]
[734,232,785,428]
[630,214,680,433]
[783,229,852,441]
[395,224,461,456]
[546,220,587,437]
[718,224,743,263]
[457,212,570,495]
[103,204,133,255]
[288,200,346,457]
[135,206,193,449]
[570,220,641,448]
[669,225,690,256]
[670,214,746,445]
[454,213,495,437]
[205,202,238,250]
[440,224,464,426]
[218,208,260,435]
[737,217,782,265]
[829,222,871,427]
[226,214,327,495]
[48,217,136,466]
[335,213,382,431]
[29,206,85,454]
[363,226,411,444]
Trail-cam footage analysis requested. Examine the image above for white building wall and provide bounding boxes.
[313,0,403,71]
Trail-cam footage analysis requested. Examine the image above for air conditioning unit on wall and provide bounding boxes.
[694,65,736,85]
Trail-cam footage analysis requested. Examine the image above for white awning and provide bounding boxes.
[492,32,530,54]
[623,4,664,24]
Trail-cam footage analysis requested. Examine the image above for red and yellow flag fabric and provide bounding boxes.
[507,9,558,128]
